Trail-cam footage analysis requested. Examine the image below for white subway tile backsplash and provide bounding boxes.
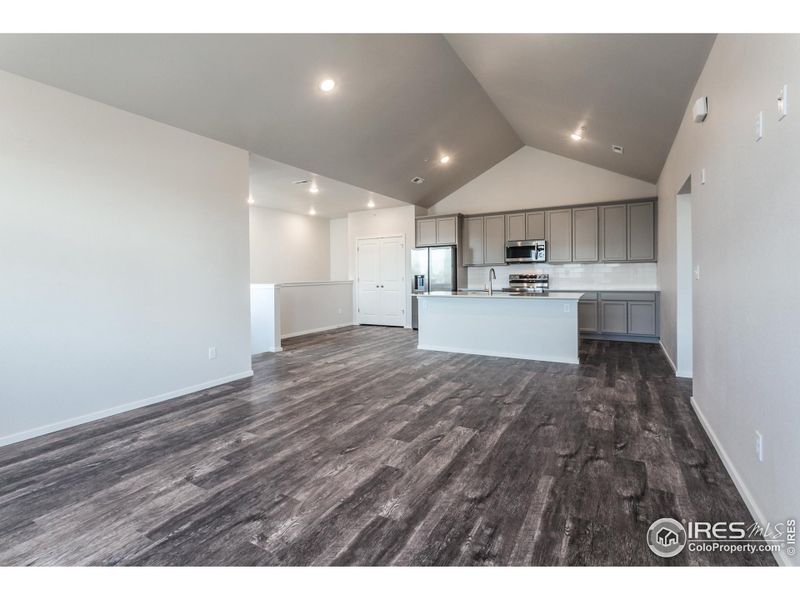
[466,263,658,291]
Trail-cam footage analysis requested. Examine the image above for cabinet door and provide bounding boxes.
[572,206,599,262]
[600,204,628,261]
[436,217,457,245]
[463,217,484,266]
[416,219,437,247]
[483,215,506,265]
[506,213,526,241]
[526,211,545,240]
[546,209,572,263]
[627,201,655,261]
[600,301,628,334]
[628,302,657,336]
[578,301,599,333]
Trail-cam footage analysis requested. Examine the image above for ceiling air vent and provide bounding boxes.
[292,179,310,185]
[411,176,425,184]
[611,145,624,155]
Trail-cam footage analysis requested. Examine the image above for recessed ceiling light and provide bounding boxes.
[309,184,319,194]
[247,195,255,205]
[367,199,375,208]
[440,155,450,164]
[319,79,336,93]
[309,207,316,216]
[571,126,586,141]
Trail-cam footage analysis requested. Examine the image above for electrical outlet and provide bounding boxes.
[208,346,217,360]
[563,304,570,313]
[755,430,764,462]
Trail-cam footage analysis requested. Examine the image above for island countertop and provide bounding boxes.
[417,291,584,301]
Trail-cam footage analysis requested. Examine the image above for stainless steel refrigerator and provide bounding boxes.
[411,246,457,329]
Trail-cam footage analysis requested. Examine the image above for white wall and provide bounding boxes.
[329,218,349,280]
[280,282,354,337]
[657,34,800,565]
[0,70,252,445]
[249,205,331,283]
[428,145,657,215]
[347,206,416,328]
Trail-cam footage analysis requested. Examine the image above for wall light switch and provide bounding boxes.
[755,111,764,141]
[755,430,764,462]
[700,168,706,185]
[694,265,701,281]
[563,304,570,313]
[778,84,788,120]
[208,346,217,360]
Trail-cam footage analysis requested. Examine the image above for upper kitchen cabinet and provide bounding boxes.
[545,209,572,263]
[483,215,506,265]
[627,201,656,261]
[526,212,545,240]
[506,213,526,242]
[462,216,485,266]
[415,215,461,247]
[572,206,598,262]
[600,204,628,262]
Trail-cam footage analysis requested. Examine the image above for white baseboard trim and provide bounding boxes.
[659,340,678,374]
[0,369,254,449]
[417,343,579,365]
[691,396,792,567]
[281,322,356,339]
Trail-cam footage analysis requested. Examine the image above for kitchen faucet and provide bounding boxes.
[488,268,496,295]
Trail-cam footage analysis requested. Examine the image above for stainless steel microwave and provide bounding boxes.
[505,240,546,263]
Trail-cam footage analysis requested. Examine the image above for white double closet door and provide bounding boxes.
[357,236,405,327]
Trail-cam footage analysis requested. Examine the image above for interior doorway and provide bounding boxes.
[356,235,406,327]
[676,176,693,378]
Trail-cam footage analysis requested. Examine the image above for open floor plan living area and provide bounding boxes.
[1,12,799,584]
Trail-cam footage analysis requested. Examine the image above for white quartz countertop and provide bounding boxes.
[417,291,584,301]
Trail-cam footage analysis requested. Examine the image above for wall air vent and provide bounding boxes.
[411,176,425,184]
[611,145,624,154]
[292,179,310,185]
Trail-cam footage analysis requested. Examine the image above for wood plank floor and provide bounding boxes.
[0,326,775,566]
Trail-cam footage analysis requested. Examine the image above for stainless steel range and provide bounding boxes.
[504,273,549,295]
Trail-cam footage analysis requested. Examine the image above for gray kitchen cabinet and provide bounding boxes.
[578,300,599,333]
[463,216,484,266]
[436,216,457,245]
[600,301,628,334]
[483,215,506,265]
[600,204,628,261]
[526,211,545,240]
[416,219,437,247]
[627,201,655,261]
[545,209,572,263]
[572,206,599,262]
[506,213,526,241]
[628,301,657,336]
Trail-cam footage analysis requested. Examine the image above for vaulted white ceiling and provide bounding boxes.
[0,33,715,208]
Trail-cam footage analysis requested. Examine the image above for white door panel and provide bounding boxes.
[357,236,405,327]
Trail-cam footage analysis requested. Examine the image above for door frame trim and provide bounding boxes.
[355,234,407,327]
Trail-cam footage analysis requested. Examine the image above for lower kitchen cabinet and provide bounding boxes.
[578,300,599,333]
[628,301,657,336]
[600,301,628,334]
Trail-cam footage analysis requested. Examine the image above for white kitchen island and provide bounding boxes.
[416,291,585,364]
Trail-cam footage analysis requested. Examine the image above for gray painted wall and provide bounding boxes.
[0,70,252,445]
[657,35,800,564]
